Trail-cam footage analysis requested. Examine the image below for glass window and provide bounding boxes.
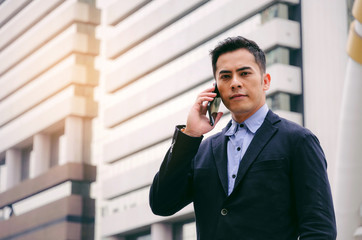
[261,3,289,24]
[267,92,302,113]
[267,92,291,111]
[226,3,290,38]
[266,47,290,67]
[126,231,151,240]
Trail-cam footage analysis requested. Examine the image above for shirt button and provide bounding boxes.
[232,174,236,179]
[240,124,244,128]
[237,147,241,151]
[221,208,228,216]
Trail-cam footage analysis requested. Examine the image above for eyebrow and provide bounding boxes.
[218,66,252,75]
[236,66,252,72]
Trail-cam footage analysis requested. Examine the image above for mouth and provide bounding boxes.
[230,93,247,99]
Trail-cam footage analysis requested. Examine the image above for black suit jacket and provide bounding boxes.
[150,111,336,240]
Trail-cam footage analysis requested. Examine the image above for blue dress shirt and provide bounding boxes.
[224,104,269,195]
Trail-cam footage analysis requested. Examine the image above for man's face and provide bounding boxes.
[215,48,270,123]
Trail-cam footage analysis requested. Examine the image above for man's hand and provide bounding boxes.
[183,86,223,137]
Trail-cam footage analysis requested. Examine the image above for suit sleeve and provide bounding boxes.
[149,126,203,216]
[291,131,337,239]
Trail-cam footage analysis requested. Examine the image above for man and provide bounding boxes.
[149,36,336,240]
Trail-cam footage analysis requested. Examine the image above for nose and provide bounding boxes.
[230,75,242,90]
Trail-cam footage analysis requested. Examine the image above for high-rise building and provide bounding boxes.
[0,0,355,240]
[0,0,99,239]
[94,0,347,239]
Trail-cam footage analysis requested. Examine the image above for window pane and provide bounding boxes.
[266,47,290,67]
[126,231,151,240]
[261,3,289,24]
[136,235,151,240]
[267,92,291,111]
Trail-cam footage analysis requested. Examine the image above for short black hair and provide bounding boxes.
[210,36,266,76]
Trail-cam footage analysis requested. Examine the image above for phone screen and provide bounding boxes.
[207,84,221,126]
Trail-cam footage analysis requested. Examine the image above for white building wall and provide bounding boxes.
[0,0,99,238]
[301,0,348,187]
[334,0,362,238]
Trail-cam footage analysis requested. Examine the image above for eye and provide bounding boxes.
[240,72,250,76]
[220,75,231,80]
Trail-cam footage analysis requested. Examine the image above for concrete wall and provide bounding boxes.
[301,0,348,186]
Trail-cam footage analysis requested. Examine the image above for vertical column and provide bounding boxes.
[59,134,66,165]
[30,134,50,178]
[60,116,84,164]
[5,149,21,189]
[0,162,6,192]
[82,119,92,164]
[50,132,60,167]
[151,223,172,240]
[335,0,362,238]
[301,0,347,185]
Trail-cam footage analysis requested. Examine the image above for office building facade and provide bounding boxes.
[0,0,99,239]
[95,0,347,239]
[0,0,356,239]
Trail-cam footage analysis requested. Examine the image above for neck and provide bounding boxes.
[231,104,266,123]
[232,113,251,124]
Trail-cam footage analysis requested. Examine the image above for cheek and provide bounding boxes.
[218,91,230,107]
[220,93,229,105]
[217,84,227,97]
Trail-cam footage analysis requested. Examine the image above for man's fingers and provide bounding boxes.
[199,91,217,97]
[200,101,208,115]
[200,86,216,94]
[197,96,214,104]
[194,89,218,116]
[196,92,216,105]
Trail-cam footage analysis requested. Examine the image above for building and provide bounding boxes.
[0,0,99,239]
[334,0,362,239]
[0,0,356,240]
[94,0,348,239]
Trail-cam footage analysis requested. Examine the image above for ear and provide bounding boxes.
[262,73,271,91]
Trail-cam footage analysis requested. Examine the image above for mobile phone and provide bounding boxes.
[207,84,221,126]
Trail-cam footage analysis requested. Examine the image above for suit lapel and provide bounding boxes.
[232,111,280,193]
[212,121,231,196]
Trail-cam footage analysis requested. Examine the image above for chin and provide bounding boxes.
[227,103,250,113]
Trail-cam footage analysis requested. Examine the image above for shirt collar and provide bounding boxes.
[225,119,239,136]
[225,104,269,136]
